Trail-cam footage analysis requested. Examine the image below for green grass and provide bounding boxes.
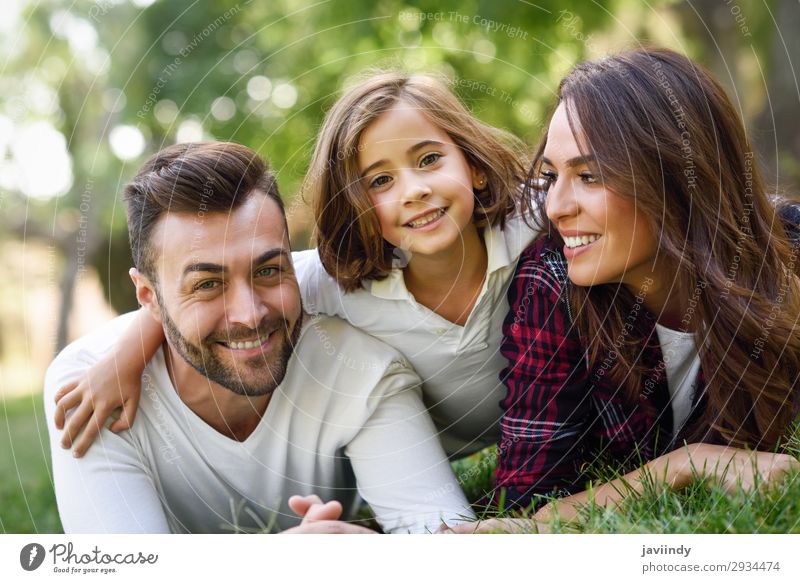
[456,429,800,534]
[4,391,799,534]
[0,392,63,533]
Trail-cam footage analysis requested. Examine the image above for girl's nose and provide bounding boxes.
[399,170,432,205]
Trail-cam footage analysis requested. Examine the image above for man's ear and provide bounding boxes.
[129,268,162,323]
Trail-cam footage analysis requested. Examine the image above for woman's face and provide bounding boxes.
[542,102,658,290]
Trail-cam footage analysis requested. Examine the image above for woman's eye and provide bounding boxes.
[369,175,391,189]
[420,152,441,167]
[579,172,597,184]
[538,171,556,189]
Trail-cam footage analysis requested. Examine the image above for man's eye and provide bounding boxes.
[420,152,441,167]
[369,175,391,189]
[256,267,278,278]
[193,280,219,291]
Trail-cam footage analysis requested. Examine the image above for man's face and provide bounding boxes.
[145,192,303,396]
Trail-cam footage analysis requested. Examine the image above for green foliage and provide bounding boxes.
[0,393,62,533]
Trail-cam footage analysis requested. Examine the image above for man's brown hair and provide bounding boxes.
[124,141,284,280]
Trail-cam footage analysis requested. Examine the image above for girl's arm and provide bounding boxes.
[53,308,165,457]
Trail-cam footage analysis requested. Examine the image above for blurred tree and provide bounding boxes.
[2,0,796,357]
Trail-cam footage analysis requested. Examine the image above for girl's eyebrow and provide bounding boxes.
[541,154,596,169]
[360,140,446,178]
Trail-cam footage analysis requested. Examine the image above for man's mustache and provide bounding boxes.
[206,316,293,344]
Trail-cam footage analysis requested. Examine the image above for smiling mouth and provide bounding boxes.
[219,332,272,350]
[563,234,601,249]
[405,208,447,228]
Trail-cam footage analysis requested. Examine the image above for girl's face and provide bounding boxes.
[542,102,658,289]
[357,101,484,259]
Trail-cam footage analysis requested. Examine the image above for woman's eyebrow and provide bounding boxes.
[541,154,596,168]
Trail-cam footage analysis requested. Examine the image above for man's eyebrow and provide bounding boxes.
[182,262,225,277]
[181,248,288,278]
[360,140,446,178]
[541,155,596,169]
[252,248,290,266]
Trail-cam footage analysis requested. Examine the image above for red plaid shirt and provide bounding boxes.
[495,237,710,510]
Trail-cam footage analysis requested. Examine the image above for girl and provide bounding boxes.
[455,47,800,532]
[54,71,538,460]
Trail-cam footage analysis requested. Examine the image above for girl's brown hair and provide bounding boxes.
[303,70,530,292]
[530,48,800,449]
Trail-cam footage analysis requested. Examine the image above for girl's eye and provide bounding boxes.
[579,172,597,184]
[420,152,441,167]
[193,280,219,292]
[369,175,391,189]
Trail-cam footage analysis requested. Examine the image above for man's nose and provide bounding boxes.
[222,280,270,330]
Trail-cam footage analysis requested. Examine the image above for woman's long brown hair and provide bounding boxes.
[530,48,800,449]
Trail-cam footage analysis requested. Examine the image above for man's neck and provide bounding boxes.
[163,343,270,441]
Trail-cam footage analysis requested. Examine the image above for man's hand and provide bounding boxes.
[288,494,343,522]
[284,495,377,534]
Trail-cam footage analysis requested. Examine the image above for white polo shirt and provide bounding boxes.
[293,213,537,457]
[45,312,473,533]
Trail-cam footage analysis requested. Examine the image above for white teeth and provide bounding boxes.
[227,334,270,350]
[563,234,601,249]
[407,208,445,228]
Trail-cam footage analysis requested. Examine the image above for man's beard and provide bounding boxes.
[157,294,304,397]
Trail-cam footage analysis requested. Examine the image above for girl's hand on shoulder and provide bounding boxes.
[53,353,142,457]
[683,443,799,493]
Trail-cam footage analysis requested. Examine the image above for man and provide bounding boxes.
[44,142,471,533]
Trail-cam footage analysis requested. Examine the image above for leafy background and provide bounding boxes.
[1,0,798,532]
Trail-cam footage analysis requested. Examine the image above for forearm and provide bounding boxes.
[45,345,170,533]
[119,307,164,373]
[533,447,692,523]
[346,379,474,533]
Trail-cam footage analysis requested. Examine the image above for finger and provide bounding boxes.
[72,412,105,458]
[304,501,343,522]
[53,389,85,430]
[110,398,139,433]
[54,380,80,404]
[288,495,324,517]
[60,401,95,449]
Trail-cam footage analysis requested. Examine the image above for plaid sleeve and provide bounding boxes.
[495,240,593,510]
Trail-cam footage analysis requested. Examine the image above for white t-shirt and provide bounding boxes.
[655,323,701,434]
[45,313,473,534]
[293,213,537,457]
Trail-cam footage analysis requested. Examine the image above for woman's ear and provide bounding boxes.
[471,167,487,190]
